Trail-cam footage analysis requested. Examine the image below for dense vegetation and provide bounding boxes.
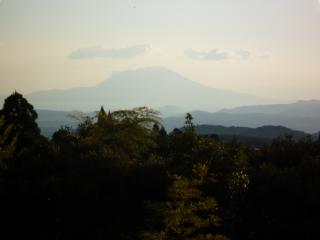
[0,92,319,239]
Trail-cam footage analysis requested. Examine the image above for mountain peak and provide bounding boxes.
[97,66,184,87]
[114,66,174,74]
[26,67,267,112]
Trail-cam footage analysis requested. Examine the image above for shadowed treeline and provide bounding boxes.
[0,92,320,240]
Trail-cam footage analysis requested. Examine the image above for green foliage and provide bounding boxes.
[144,164,229,240]
[83,106,161,166]
[112,106,161,128]
[227,146,249,198]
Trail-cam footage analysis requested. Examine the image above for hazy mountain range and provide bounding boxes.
[35,98,320,137]
[36,110,82,137]
[220,100,320,117]
[2,67,320,136]
[21,67,267,112]
[195,125,306,139]
[164,104,320,134]
[36,107,310,143]
[195,125,308,147]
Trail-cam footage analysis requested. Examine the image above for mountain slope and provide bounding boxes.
[25,67,266,112]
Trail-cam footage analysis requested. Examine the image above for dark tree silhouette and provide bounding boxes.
[0,91,40,149]
[0,91,319,240]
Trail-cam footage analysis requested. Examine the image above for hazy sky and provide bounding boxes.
[0,0,320,101]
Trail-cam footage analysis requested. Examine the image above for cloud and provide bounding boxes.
[236,50,251,59]
[185,48,257,61]
[205,49,229,60]
[258,54,270,60]
[69,44,150,60]
[185,48,229,61]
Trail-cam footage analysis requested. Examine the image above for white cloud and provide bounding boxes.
[236,50,251,60]
[185,48,229,61]
[185,48,255,61]
[258,54,270,60]
[69,44,150,60]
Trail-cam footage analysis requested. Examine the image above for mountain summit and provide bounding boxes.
[25,67,267,111]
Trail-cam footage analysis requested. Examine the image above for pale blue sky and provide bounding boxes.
[0,0,320,100]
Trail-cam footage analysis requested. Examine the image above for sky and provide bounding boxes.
[0,0,320,101]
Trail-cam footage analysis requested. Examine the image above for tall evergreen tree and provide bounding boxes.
[0,92,40,149]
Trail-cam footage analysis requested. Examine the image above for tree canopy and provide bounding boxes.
[0,93,319,240]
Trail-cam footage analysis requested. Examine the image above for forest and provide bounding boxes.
[0,92,320,240]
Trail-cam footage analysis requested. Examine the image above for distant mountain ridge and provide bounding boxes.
[24,67,267,112]
[195,125,306,139]
[2,66,320,134]
[164,100,320,133]
[193,124,309,147]
[35,108,310,142]
[36,110,81,137]
[220,100,320,117]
